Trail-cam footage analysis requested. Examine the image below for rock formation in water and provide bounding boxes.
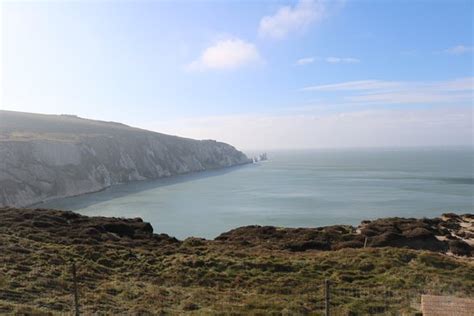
[0,110,251,207]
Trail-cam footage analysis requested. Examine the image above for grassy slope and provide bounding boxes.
[0,110,144,142]
[0,210,473,315]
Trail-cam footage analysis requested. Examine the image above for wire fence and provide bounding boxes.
[0,261,471,315]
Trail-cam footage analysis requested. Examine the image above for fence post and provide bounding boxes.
[325,279,330,316]
[71,261,80,316]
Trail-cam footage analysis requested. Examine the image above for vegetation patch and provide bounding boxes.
[0,208,472,314]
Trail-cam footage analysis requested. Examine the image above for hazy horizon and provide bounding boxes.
[1,0,473,149]
[2,108,474,151]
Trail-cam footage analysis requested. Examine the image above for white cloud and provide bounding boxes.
[296,57,316,65]
[186,39,261,71]
[296,56,360,66]
[325,56,360,64]
[348,91,472,105]
[301,78,474,105]
[302,80,401,91]
[444,45,474,55]
[146,107,472,150]
[259,0,325,39]
[434,77,474,91]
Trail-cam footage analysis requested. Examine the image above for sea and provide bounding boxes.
[40,147,474,239]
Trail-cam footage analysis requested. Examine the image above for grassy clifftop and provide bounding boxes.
[0,110,159,142]
[0,208,473,314]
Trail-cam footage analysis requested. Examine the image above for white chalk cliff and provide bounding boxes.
[0,110,251,207]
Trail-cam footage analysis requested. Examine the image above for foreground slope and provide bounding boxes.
[0,208,472,315]
[0,110,250,207]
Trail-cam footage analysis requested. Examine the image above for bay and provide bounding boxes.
[40,147,474,239]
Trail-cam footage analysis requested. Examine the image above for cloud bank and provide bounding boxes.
[149,106,472,150]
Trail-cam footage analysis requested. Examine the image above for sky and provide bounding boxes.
[1,0,473,150]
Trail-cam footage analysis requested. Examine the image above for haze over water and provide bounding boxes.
[41,148,473,239]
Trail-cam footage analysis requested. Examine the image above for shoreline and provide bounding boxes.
[27,160,254,209]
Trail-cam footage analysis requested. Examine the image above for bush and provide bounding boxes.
[449,240,472,256]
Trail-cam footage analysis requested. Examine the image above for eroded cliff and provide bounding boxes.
[0,110,251,207]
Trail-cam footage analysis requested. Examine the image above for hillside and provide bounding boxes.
[0,208,472,314]
[0,110,251,207]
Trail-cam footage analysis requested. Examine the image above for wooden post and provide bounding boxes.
[364,237,368,248]
[324,279,330,316]
[72,261,80,316]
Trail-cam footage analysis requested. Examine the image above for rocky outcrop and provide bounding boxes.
[216,213,474,257]
[2,208,472,257]
[0,207,178,248]
[0,110,251,207]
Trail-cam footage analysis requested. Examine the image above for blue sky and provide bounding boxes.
[1,0,473,149]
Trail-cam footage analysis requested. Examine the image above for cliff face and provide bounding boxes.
[0,110,251,207]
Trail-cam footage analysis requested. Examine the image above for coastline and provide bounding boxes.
[29,160,254,209]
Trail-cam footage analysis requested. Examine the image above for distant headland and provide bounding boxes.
[0,110,252,207]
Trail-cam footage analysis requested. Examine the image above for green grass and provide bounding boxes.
[0,229,473,315]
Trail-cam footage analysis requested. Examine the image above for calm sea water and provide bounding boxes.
[40,148,474,239]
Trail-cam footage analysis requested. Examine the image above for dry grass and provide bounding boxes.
[0,208,473,315]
